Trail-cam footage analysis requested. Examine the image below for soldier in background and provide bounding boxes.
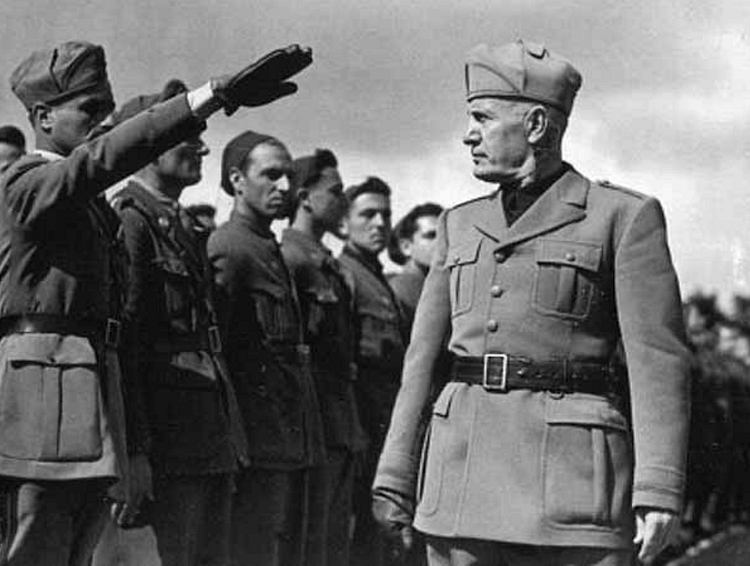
[387,203,444,329]
[0,125,25,173]
[209,131,325,566]
[95,79,248,566]
[339,177,408,566]
[280,148,367,566]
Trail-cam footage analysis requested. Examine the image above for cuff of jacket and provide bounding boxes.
[632,467,685,513]
[373,450,419,500]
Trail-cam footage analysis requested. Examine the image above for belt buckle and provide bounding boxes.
[482,353,508,392]
[105,318,121,348]
[208,325,222,353]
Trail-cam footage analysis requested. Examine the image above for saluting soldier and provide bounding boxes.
[373,40,691,566]
[280,148,367,566]
[208,131,326,566]
[0,40,312,566]
[338,177,408,566]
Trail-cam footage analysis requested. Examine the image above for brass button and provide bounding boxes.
[490,285,503,297]
[494,250,508,263]
[565,252,576,262]
[486,319,498,332]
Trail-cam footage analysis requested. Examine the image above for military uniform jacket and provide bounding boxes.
[114,181,247,476]
[280,228,367,453]
[374,166,691,548]
[339,245,407,448]
[208,212,325,470]
[0,96,201,482]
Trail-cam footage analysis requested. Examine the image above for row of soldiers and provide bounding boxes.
[0,39,441,566]
[679,294,750,553]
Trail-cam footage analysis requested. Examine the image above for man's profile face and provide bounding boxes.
[401,214,439,270]
[155,135,208,188]
[46,93,114,155]
[306,167,347,232]
[235,142,293,220]
[0,142,23,173]
[343,192,391,255]
[463,97,530,183]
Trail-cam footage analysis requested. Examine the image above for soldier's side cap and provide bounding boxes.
[465,40,582,116]
[221,130,279,196]
[10,40,114,111]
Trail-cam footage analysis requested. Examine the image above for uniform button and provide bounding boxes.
[565,252,576,262]
[486,319,498,332]
[490,285,503,297]
[493,250,508,263]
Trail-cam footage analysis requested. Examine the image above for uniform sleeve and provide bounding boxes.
[374,210,452,500]
[2,96,200,229]
[118,208,157,455]
[615,197,691,513]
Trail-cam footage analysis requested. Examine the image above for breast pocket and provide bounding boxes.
[251,281,295,342]
[532,239,602,320]
[543,395,632,530]
[0,335,103,462]
[155,257,194,331]
[305,287,340,337]
[446,239,481,317]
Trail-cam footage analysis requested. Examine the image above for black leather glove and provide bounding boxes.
[372,490,415,549]
[212,44,313,115]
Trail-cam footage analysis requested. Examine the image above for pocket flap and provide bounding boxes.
[309,287,339,304]
[359,305,398,323]
[433,382,459,418]
[545,396,628,431]
[446,239,481,268]
[5,334,97,365]
[536,239,602,272]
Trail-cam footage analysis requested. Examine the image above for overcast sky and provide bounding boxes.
[0,0,748,301]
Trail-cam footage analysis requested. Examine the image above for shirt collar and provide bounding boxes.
[229,209,275,239]
[33,149,64,162]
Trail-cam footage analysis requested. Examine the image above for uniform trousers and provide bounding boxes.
[149,472,233,566]
[304,448,356,566]
[231,468,308,566]
[0,478,110,566]
[424,536,632,566]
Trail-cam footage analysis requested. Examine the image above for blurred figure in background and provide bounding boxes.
[0,125,25,173]
[387,203,443,329]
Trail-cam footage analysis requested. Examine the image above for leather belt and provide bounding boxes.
[450,354,620,394]
[0,314,122,348]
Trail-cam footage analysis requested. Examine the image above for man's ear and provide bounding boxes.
[338,216,350,239]
[524,105,549,145]
[297,188,311,209]
[32,103,53,133]
[398,237,413,259]
[228,167,245,195]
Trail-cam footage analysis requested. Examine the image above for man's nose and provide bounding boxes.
[372,213,386,227]
[196,139,210,156]
[463,122,479,146]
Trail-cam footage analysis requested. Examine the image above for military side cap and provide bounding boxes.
[221,130,279,195]
[10,40,114,110]
[465,40,582,115]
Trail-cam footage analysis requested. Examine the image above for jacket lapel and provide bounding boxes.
[471,190,508,243]
[494,169,589,250]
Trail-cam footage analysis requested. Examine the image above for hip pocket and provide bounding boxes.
[0,335,103,462]
[542,394,632,530]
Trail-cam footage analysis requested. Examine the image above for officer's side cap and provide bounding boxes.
[465,40,582,116]
[10,40,114,111]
